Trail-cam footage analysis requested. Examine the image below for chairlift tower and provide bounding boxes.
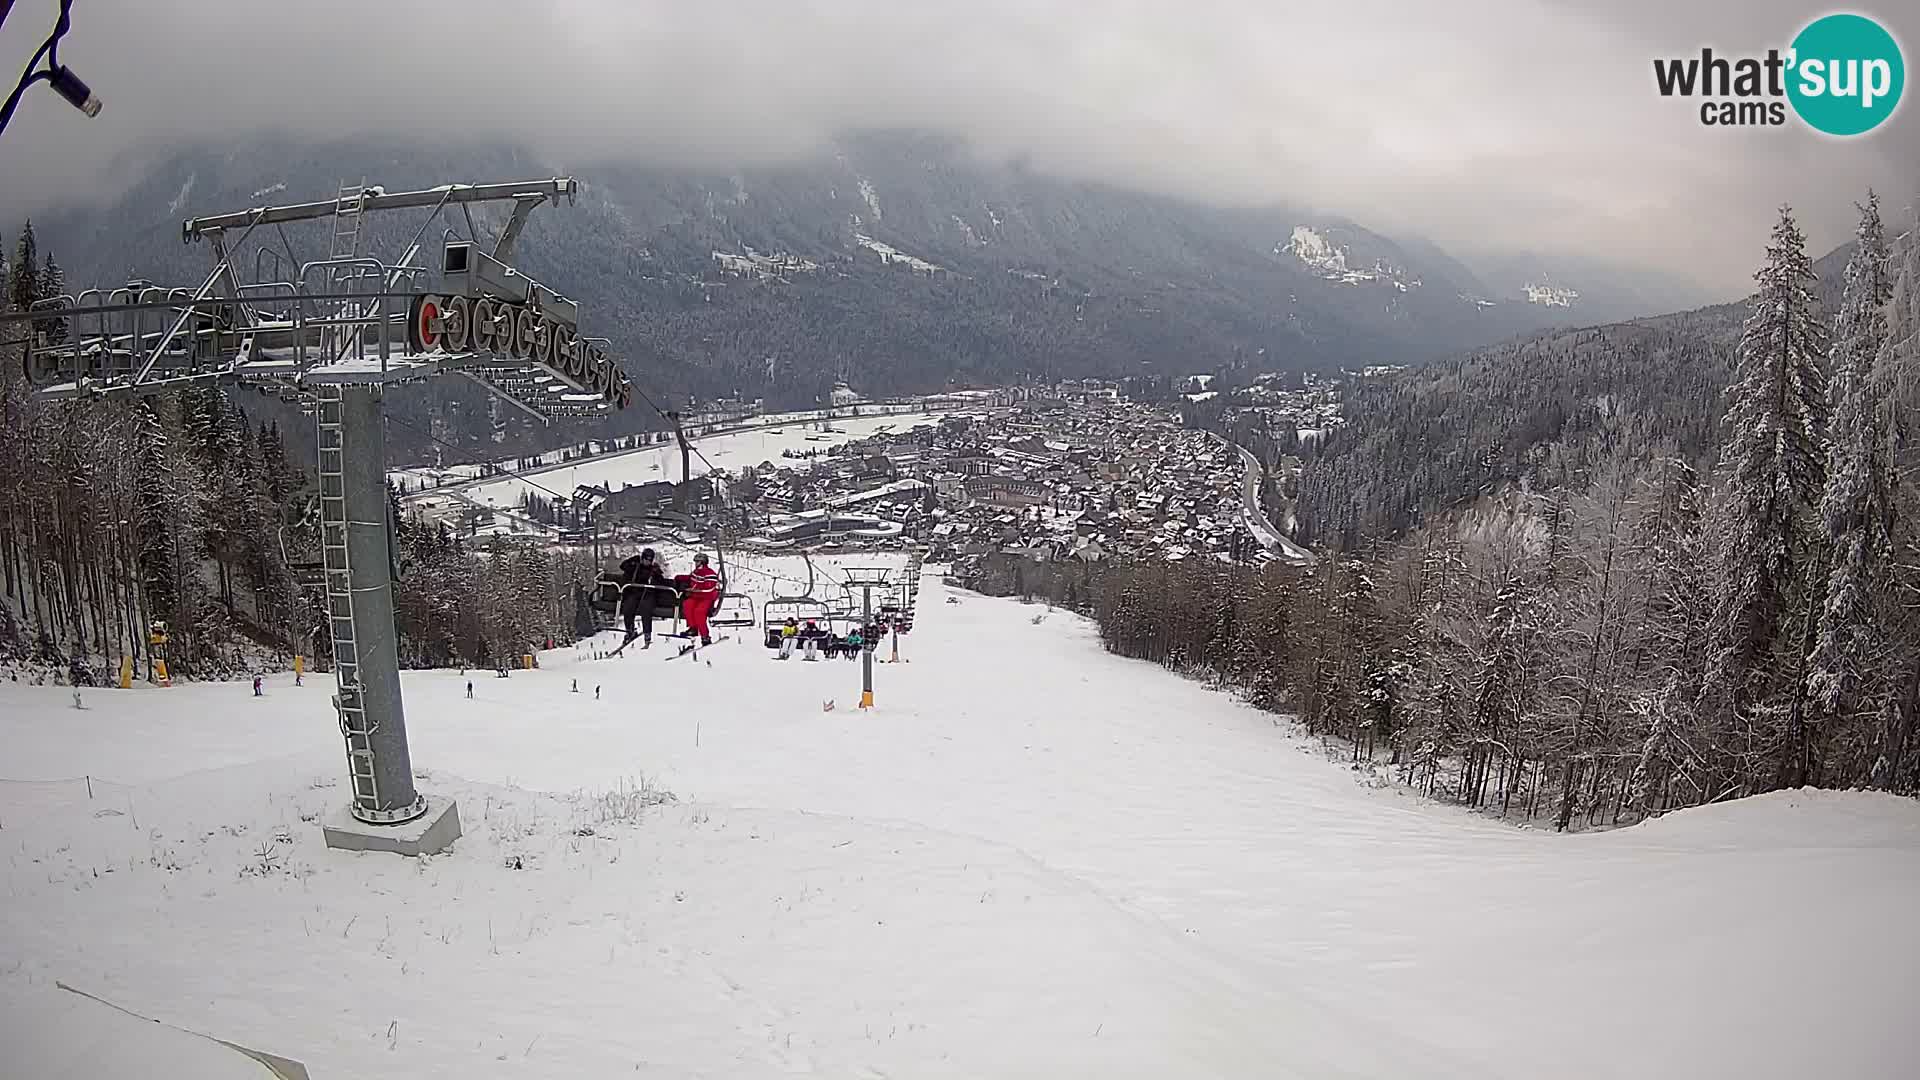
[841,565,893,709]
[6,177,634,855]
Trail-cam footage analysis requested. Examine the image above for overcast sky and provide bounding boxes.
[0,0,1914,295]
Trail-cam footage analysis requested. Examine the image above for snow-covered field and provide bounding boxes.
[438,413,938,511]
[3,569,1917,1078]
[391,406,941,493]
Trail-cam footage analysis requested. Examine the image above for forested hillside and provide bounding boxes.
[972,197,1920,823]
[1291,319,1734,548]
[1288,240,1856,548]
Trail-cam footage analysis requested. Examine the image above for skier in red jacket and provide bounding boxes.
[682,553,723,646]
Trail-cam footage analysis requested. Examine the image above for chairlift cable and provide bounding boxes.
[625,380,730,486]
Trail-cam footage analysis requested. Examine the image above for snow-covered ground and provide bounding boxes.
[454,413,937,510]
[853,234,942,274]
[391,406,939,494]
[3,569,1917,1078]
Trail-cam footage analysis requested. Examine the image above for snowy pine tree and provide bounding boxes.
[232,418,273,594]
[1709,207,1831,786]
[1550,458,1647,828]
[37,253,65,345]
[1397,529,1466,777]
[1327,555,1387,752]
[1631,455,1714,792]
[131,400,178,630]
[259,421,290,503]
[1807,193,1897,730]
[10,222,37,315]
[1625,685,1684,815]
[1872,196,1920,791]
[1468,572,1543,811]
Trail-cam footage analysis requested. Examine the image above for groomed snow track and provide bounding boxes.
[2,563,1916,1078]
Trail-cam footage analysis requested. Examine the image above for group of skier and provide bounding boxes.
[605,546,897,664]
[773,617,886,661]
[611,547,723,655]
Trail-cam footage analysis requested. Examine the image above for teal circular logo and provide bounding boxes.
[1787,14,1905,136]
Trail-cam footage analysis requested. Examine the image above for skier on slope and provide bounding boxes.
[616,548,671,651]
[681,553,723,647]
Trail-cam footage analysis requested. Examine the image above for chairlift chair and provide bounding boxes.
[811,615,868,658]
[593,558,683,624]
[763,596,830,648]
[828,614,874,646]
[711,591,757,629]
[583,587,621,632]
[590,559,625,613]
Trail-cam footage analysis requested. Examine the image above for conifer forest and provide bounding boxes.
[967,197,1920,825]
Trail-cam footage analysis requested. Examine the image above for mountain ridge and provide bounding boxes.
[16,132,1716,457]
[1285,231,1862,549]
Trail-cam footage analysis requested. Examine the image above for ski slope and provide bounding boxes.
[450,413,937,510]
[2,571,1917,1078]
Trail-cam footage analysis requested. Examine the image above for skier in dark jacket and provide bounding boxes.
[616,548,672,650]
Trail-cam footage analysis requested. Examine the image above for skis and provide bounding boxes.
[602,582,682,659]
[666,634,729,660]
[604,634,649,659]
[604,623,700,658]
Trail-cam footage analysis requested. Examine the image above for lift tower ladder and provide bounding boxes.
[316,382,390,816]
[314,180,394,813]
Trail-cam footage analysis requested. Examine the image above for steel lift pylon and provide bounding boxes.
[7,176,635,854]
